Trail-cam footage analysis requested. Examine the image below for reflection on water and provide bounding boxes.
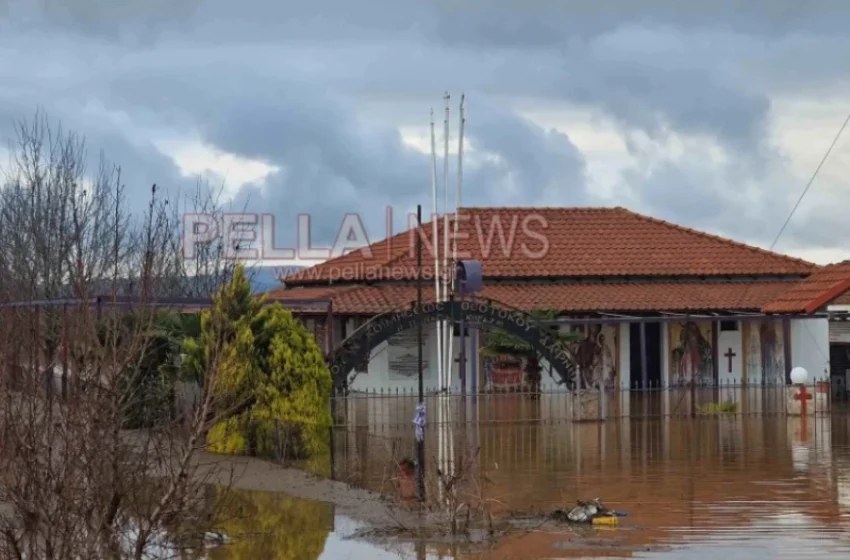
[208,490,445,560]
[216,414,850,559]
[207,490,332,560]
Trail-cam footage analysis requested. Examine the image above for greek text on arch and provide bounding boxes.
[360,302,549,342]
[368,303,456,335]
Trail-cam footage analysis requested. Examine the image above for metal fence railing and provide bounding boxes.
[329,379,833,430]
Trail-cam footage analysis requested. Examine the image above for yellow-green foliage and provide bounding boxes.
[698,400,738,414]
[183,265,332,459]
[249,303,332,459]
[206,416,249,454]
[208,488,331,560]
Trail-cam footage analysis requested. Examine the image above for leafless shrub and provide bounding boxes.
[0,112,247,558]
[379,442,504,539]
[427,446,503,536]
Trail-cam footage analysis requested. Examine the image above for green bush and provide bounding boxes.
[183,265,332,461]
[698,401,738,414]
[114,312,200,429]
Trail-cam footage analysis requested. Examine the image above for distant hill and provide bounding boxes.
[13,265,301,303]
[248,265,303,294]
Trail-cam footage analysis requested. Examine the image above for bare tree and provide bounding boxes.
[168,179,247,299]
[0,112,244,558]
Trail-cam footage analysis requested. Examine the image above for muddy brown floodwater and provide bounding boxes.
[208,414,850,559]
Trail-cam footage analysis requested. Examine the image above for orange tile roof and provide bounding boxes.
[834,290,850,305]
[762,260,850,314]
[269,280,794,315]
[283,207,815,285]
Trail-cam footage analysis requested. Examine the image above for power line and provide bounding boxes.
[768,109,850,252]
[734,107,850,311]
[788,108,850,365]
[729,106,850,373]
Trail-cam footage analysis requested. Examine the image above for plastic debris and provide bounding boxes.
[551,498,626,524]
[412,402,426,442]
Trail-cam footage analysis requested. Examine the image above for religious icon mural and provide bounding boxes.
[568,324,618,389]
[669,321,714,386]
[743,320,761,385]
[760,320,786,384]
[742,319,785,385]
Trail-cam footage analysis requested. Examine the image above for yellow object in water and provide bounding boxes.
[592,516,619,526]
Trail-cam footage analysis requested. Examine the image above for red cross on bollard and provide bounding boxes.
[794,384,813,416]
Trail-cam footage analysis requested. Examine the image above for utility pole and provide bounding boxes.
[416,204,426,502]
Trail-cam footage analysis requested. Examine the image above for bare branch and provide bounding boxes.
[0,111,241,559]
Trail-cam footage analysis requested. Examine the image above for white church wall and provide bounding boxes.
[790,318,830,382]
[348,319,441,393]
[716,321,743,385]
[342,317,831,387]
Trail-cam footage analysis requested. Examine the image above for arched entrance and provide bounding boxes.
[328,299,574,391]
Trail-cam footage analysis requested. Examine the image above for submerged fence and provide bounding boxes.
[327,380,835,492]
[330,379,833,428]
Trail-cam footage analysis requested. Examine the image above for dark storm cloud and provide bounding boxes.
[2,0,850,255]
[219,92,588,246]
[0,89,186,213]
[81,45,590,246]
[30,0,848,42]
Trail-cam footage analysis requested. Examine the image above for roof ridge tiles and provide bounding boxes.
[282,205,818,287]
[615,207,815,268]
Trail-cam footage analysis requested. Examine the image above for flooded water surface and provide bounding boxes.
[214,411,850,559]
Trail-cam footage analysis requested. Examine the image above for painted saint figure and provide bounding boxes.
[759,321,784,385]
[745,322,761,385]
[671,322,714,386]
[572,325,615,389]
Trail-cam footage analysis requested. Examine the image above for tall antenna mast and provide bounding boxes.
[445,94,464,394]
[454,95,465,260]
[442,92,451,391]
[429,108,444,391]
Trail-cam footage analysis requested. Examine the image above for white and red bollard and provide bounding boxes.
[787,366,815,446]
[788,367,814,417]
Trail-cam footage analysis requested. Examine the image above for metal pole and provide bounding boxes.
[639,322,648,391]
[416,204,426,502]
[470,294,478,397]
[327,301,337,479]
[690,377,697,418]
[459,293,467,394]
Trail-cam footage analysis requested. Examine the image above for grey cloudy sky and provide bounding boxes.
[2,0,850,263]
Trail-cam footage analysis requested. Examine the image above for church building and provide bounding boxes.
[267,207,848,395]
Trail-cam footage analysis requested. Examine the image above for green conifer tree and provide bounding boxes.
[183,265,332,460]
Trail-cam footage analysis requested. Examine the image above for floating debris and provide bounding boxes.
[550,499,627,524]
[592,515,620,526]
